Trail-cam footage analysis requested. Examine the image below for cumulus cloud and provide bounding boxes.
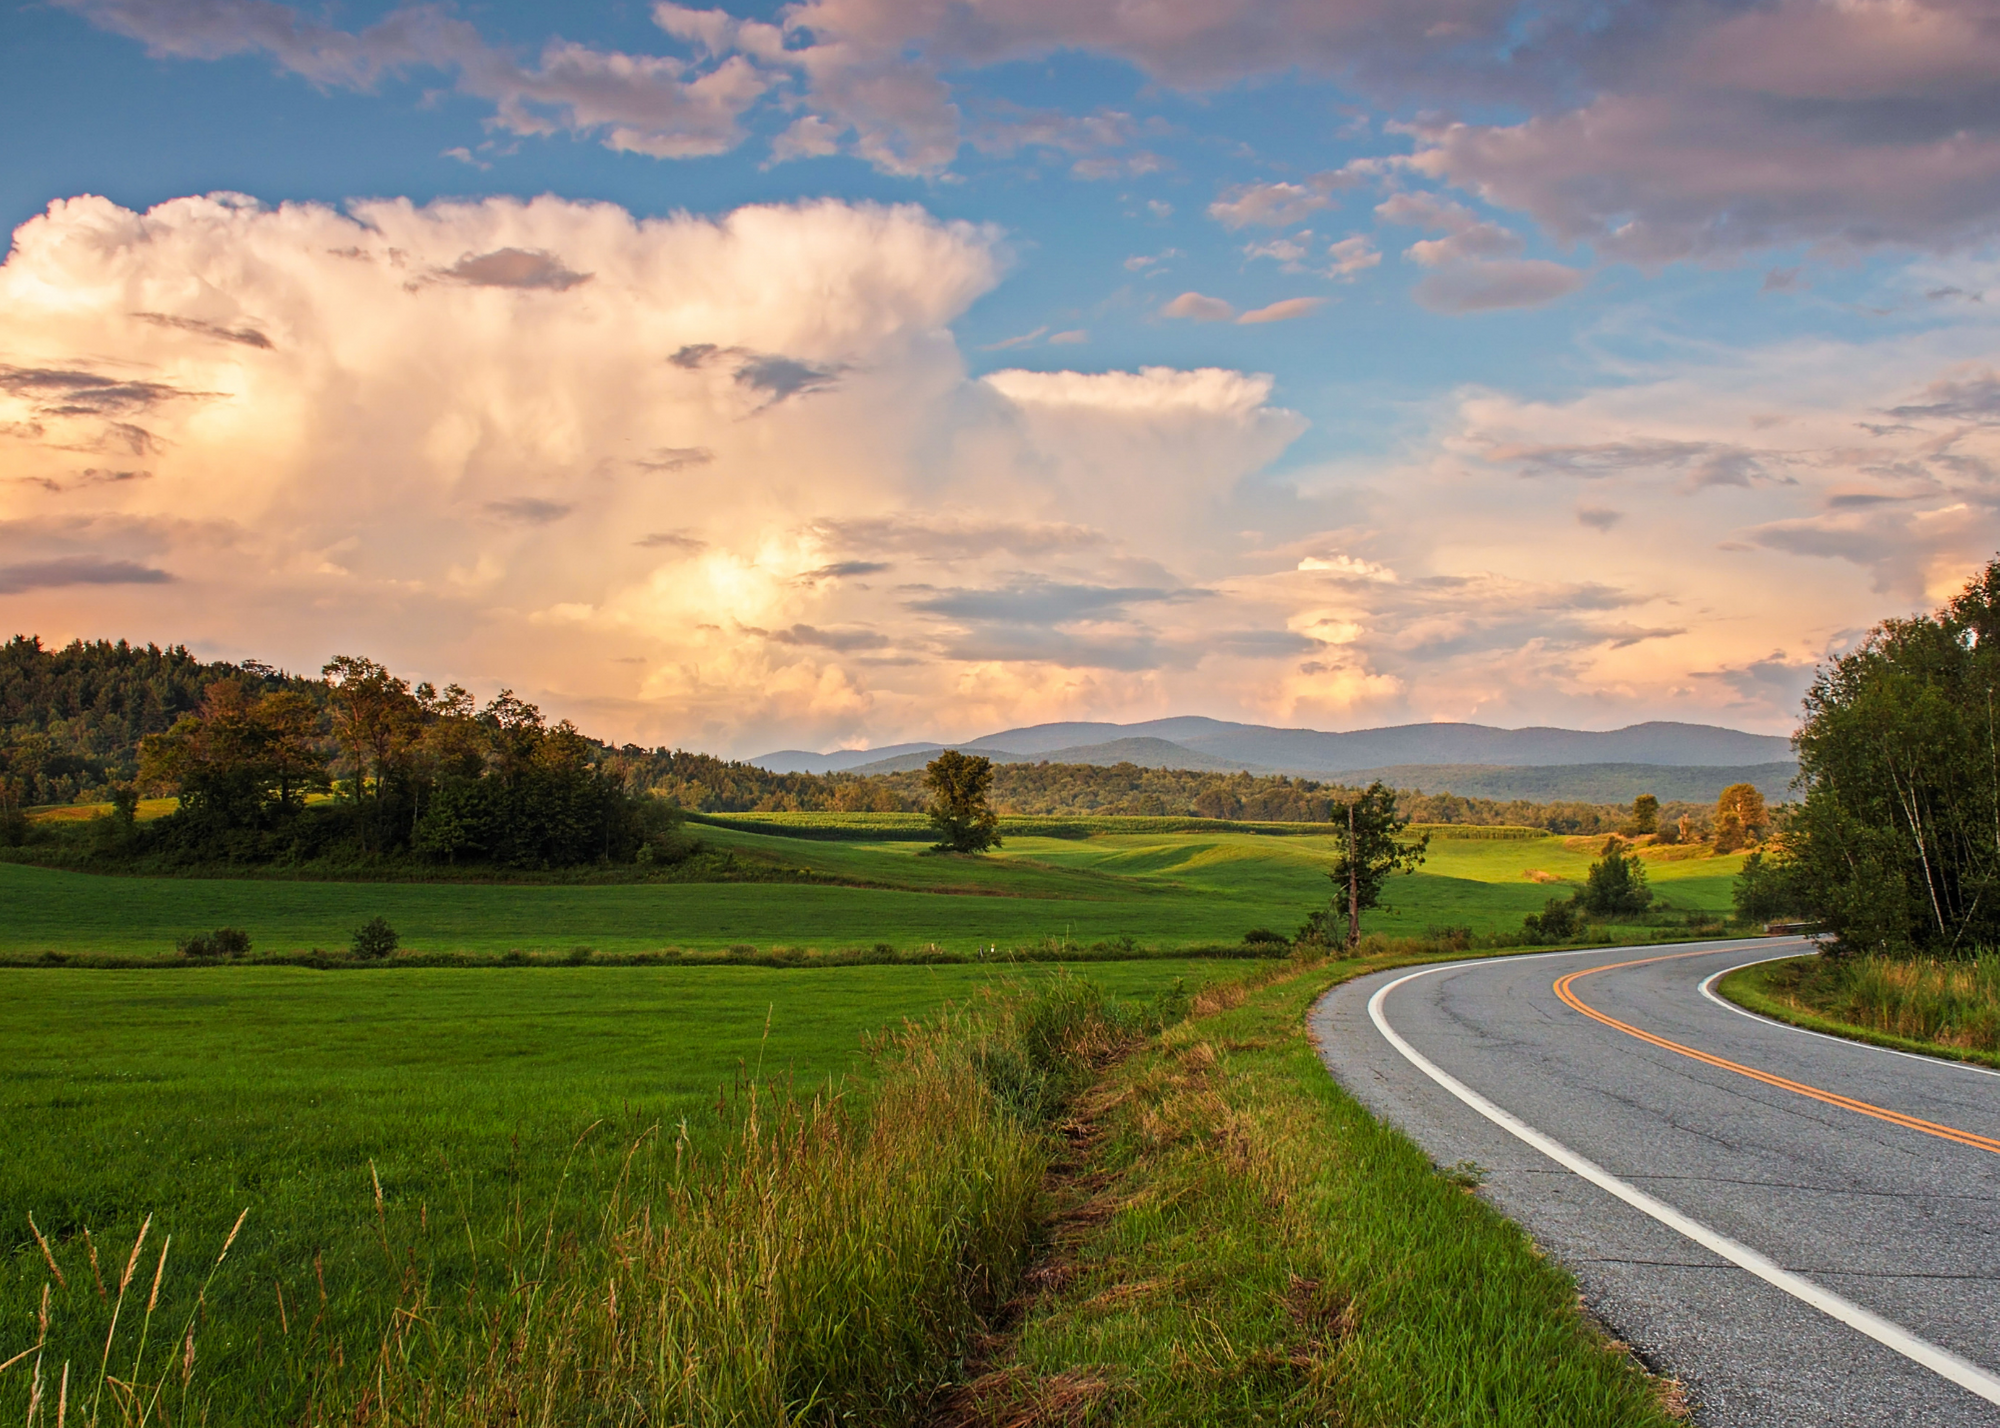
[61,0,2000,260]
[1209,182,1333,230]
[1377,191,1587,312]
[1325,236,1381,281]
[1158,293,1325,325]
[0,190,1353,749]
[1405,0,2000,263]
[11,185,1993,747]
[65,0,773,161]
[1161,291,1237,321]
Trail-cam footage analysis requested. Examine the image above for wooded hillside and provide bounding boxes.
[5,635,1704,840]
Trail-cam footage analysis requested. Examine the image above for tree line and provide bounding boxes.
[634,750,1725,835]
[6,652,686,870]
[0,635,302,809]
[3,632,1787,877]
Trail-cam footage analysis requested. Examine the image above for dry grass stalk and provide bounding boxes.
[26,1214,67,1290]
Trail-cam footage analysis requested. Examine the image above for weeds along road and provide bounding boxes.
[1313,939,2000,1427]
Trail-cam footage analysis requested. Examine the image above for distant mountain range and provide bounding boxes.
[751,718,1799,804]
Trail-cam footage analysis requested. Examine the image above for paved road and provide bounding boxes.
[1311,939,2000,1427]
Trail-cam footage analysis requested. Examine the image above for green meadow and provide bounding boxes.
[0,819,1747,958]
[0,818,1738,1421]
[0,960,1213,1422]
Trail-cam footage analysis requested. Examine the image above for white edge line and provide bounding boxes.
[1365,960,2000,1408]
[1698,956,2000,1080]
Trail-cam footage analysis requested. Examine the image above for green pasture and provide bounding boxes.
[0,958,1213,1420]
[0,821,1746,959]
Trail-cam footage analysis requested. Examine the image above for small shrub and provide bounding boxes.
[565,946,594,965]
[1242,927,1289,947]
[1423,924,1474,951]
[873,942,895,955]
[1523,897,1583,941]
[351,916,399,959]
[178,926,252,959]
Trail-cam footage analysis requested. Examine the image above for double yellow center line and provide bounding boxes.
[1555,951,2000,1157]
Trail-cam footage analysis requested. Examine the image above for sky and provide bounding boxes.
[3,0,1999,754]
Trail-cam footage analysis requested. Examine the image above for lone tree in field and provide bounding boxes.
[1305,781,1428,947]
[924,750,1001,853]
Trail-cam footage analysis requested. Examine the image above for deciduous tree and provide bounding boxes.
[1789,555,2000,954]
[924,751,1001,853]
[1627,793,1660,836]
[1311,781,1428,947]
[1713,782,1768,853]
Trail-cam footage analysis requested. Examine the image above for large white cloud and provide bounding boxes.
[7,190,1992,751]
[0,191,1331,750]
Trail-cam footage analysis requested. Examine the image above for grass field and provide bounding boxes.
[0,809,1742,1422]
[0,821,1747,959]
[0,959,1217,1422]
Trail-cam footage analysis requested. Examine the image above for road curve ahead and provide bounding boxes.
[1312,940,2000,1427]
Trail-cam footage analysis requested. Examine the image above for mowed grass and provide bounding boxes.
[0,959,1215,1422]
[0,823,1747,959]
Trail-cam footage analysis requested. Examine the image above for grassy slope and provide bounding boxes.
[0,824,1747,958]
[970,957,1681,1426]
[1717,955,2000,1070]
[0,959,1213,1421]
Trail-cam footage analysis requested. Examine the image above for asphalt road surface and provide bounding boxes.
[1311,939,2000,1427]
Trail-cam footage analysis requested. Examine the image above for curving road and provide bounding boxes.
[1311,939,2000,1427]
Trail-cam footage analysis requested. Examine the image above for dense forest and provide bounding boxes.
[0,636,320,806]
[4,635,1723,870]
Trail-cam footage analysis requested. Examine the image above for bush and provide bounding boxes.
[1580,840,1653,916]
[1523,897,1583,941]
[351,916,399,959]
[177,926,252,959]
[1242,927,1289,948]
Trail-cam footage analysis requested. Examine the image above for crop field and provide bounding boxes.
[0,958,1215,1421]
[0,819,1747,959]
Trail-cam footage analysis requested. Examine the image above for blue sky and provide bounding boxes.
[3,0,1998,750]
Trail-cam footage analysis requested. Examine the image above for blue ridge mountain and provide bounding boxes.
[752,718,1791,776]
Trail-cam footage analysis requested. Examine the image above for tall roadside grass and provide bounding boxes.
[1725,952,2000,1061]
[4,977,1177,1427]
[956,953,1686,1427]
[1840,952,2000,1050]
